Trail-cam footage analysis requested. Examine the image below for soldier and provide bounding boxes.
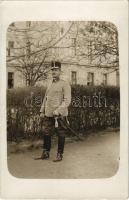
[38,61,71,162]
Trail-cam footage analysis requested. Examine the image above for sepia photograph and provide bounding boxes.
[6,21,120,179]
[0,0,128,199]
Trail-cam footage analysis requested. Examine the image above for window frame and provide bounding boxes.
[71,71,77,85]
[87,72,94,86]
[8,72,14,89]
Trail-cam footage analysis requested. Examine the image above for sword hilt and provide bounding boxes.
[54,116,58,128]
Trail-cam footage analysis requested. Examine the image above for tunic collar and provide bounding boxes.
[52,77,60,83]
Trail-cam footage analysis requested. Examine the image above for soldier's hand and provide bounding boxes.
[40,112,45,118]
[53,110,59,116]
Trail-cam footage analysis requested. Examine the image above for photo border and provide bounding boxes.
[0,0,128,199]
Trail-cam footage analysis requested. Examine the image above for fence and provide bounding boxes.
[7,85,120,141]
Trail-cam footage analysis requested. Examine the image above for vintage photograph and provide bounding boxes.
[7,21,120,179]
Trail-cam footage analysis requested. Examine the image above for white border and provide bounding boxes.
[0,1,128,199]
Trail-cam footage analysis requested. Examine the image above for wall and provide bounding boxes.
[7,66,26,88]
[6,21,119,88]
[7,63,119,88]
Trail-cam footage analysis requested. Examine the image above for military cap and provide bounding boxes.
[51,61,61,70]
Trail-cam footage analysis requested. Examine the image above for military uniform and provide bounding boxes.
[39,61,71,161]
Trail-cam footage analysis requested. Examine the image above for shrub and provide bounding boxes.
[7,85,120,141]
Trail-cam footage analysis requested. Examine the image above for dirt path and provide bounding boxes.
[7,130,119,179]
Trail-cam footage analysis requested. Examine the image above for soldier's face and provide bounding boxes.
[51,68,61,78]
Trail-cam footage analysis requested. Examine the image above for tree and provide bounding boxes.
[7,21,74,86]
[7,21,119,86]
[73,21,119,68]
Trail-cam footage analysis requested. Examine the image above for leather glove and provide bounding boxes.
[40,112,45,118]
[53,110,59,116]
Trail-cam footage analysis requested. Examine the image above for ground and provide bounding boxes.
[7,129,119,179]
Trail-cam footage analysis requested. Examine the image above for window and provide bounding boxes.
[71,38,76,55]
[8,41,14,48]
[26,41,31,56]
[26,21,31,27]
[87,72,94,86]
[7,41,14,56]
[8,72,14,89]
[103,73,108,85]
[71,71,77,85]
[71,38,76,46]
[10,22,15,27]
[7,48,11,56]
[116,70,119,86]
[60,27,64,35]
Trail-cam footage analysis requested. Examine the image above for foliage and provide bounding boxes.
[7,22,118,86]
[7,85,120,141]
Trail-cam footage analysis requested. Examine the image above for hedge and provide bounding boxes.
[7,85,120,141]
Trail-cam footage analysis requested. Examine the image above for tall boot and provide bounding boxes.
[35,134,51,160]
[35,149,50,160]
[41,149,50,160]
[43,134,51,152]
[41,134,51,159]
[57,135,65,154]
[53,136,65,162]
[53,152,63,162]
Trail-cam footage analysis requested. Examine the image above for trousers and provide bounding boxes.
[41,116,68,154]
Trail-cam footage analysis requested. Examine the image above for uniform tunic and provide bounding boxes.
[40,79,71,117]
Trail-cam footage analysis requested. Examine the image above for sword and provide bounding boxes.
[54,116,59,128]
[55,116,83,141]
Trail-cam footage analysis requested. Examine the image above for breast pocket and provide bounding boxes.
[53,88,63,96]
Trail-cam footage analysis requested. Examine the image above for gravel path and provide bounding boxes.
[7,130,119,179]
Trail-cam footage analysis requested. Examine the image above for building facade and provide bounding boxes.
[7,21,119,89]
